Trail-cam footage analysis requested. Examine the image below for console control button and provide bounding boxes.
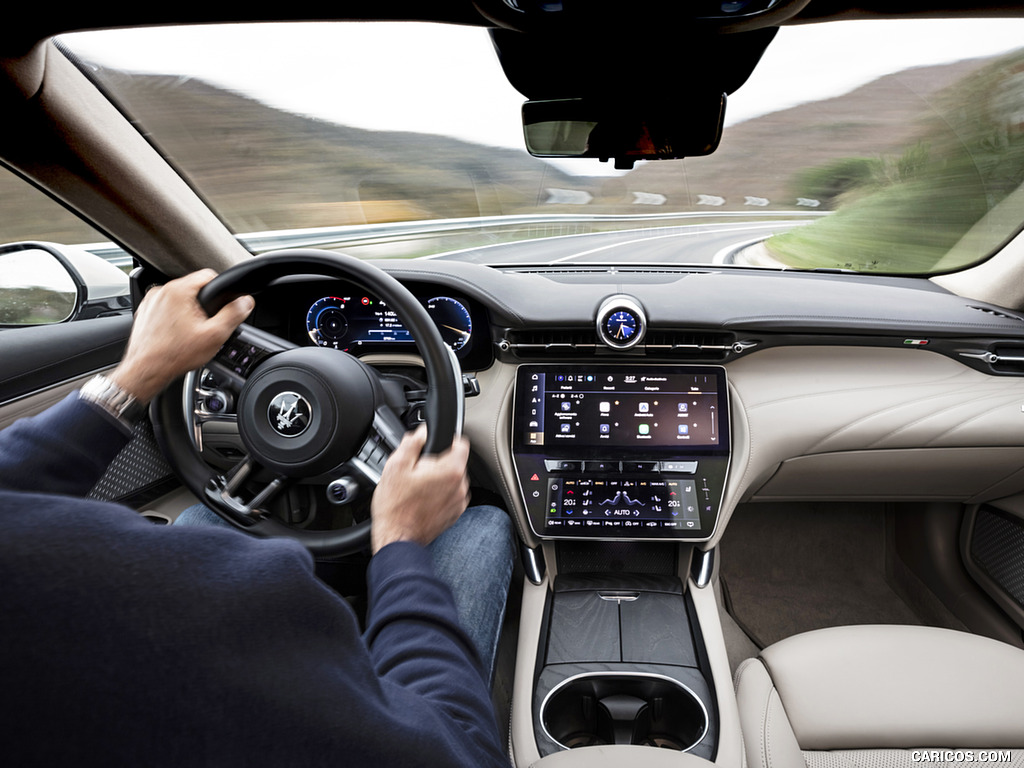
[660,461,698,474]
[622,461,657,473]
[585,460,620,473]
[544,460,583,472]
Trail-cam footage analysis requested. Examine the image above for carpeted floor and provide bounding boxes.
[719,502,924,648]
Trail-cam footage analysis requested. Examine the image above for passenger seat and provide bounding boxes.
[735,625,1024,768]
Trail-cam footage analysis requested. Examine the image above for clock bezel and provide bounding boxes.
[596,295,647,350]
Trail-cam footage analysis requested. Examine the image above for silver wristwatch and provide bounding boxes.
[80,374,146,427]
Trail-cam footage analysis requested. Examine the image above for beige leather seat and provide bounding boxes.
[735,625,1024,768]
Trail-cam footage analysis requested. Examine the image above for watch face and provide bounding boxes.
[605,309,638,343]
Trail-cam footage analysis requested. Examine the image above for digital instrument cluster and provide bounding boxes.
[304,291,475,355]
[511,364,731,541]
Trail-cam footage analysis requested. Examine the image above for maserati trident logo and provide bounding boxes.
[268,392,312,437]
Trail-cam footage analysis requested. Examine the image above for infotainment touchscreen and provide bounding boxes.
[511,365,730,541]
[517,369,725,451]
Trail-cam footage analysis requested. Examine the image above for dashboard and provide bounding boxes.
[241,261,1024,549]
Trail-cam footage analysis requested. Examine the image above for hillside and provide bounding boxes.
[99,72,582,231]
[765,46,1024,273]
[0,52,1014,247]
[624,57,990,209]
[86,52,1019,222]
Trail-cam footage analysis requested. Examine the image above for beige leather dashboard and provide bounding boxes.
[9,344,1023,554]
[471,346,1024,550]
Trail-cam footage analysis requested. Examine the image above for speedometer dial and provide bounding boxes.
[427,296,472,351]
[306,296,350,348]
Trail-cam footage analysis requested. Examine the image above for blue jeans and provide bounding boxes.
[176,503,514,683]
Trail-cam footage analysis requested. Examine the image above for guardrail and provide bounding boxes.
[83,210,829,266]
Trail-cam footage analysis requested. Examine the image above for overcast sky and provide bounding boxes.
[64,20,1024,175]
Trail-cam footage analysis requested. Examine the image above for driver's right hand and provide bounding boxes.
[370,425,471,554]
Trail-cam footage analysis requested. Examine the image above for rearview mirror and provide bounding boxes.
[522,95,726,169]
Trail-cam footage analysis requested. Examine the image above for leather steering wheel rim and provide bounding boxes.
[152,249,462,558]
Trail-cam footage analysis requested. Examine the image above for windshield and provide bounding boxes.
[58,20,1024,274]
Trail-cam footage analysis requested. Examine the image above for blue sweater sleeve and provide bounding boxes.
[0,394,506,765]
[0,504,508,767]
[0,393,129,495]
[366,541,507,767]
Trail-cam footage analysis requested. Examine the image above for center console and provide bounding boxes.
[532,570,719,759]
[508,364,734,763]
[511,364,730,541]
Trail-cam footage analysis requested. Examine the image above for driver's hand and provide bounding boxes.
[371,425,471,554]
[110,270,254,404]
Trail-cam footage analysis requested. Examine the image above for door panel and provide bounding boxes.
[0,314,131,406]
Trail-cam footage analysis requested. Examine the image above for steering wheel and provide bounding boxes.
[152,249,463,558]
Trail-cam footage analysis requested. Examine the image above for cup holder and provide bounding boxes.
[541,672,708,752]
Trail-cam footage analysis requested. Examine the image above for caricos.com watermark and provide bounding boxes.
[912,751,1014,763]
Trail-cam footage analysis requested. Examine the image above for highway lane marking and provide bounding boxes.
[550,222,805,263]
[424,225,666,261]
[712,221,815,265]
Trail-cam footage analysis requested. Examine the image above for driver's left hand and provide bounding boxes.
[110,270,254,404]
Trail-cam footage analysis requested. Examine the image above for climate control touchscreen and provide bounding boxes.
[512,365,730,541]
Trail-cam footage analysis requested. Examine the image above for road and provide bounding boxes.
[431,220,807,266]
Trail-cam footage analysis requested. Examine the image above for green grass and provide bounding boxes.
[767,179,990,273]
[768,47,1024,275]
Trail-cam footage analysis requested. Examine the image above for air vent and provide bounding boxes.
[505,268,613,275]
[643,331,737,359]
[503,267,709,276]
[502,328,599,355]
[614,268,710,275]
[967,305,1024,323]
[958,343,1024,375]
[501,328,744,360]
[990,344,1024,374]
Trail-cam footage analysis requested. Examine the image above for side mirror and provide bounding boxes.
[0,241,130,327]
[522,95,726,170]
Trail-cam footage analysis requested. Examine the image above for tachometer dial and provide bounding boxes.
[306,296,350,348]
[427,296,472,351]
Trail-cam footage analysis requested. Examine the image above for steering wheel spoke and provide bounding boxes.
[346,407,406,484]
[206,323,297,389]
[204,455,292,523]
